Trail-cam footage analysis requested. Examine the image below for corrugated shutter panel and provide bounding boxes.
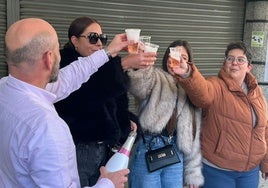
[0,0,7,77]
[19,0,245,112]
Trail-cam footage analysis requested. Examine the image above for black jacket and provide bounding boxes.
[55,45,138,146]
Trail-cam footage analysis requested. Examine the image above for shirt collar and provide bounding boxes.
[7,75,56,104]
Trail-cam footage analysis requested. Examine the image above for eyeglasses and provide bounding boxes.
[79,32,108,45]
[225,55,248,65]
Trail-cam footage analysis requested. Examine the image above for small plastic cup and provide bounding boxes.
[139,36,151,52]
[169,47,182,67]
[144,42,159,53]
[139,36,151,44]
[125,29,141,53]
[169,47,182,60]
[125,29,141,42]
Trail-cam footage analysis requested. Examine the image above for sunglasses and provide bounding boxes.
[79,32,108,45]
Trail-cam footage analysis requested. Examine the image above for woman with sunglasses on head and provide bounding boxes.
[127,40,204,188]
[54,16,156,187]
[173,41,268,188]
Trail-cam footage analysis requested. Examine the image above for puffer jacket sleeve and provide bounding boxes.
[176,63,215,109]
[260,120,268,173]
[183,109,204,186]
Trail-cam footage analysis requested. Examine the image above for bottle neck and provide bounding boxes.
[118,131,137,157]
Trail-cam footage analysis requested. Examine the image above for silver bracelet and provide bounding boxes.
[104,48,112,60]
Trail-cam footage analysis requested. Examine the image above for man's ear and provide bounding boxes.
[42,50,53,71]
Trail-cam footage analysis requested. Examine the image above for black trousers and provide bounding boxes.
[75,142,109,187]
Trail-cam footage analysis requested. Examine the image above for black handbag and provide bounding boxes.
[145,142,180,172]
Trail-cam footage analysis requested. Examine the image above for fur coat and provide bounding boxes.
[127,66,204,186]
[54,45,138,146]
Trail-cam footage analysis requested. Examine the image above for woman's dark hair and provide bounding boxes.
[68,16,99,39]
[224,41,252,64]
[64,17,99,48]
[162,40,193,72]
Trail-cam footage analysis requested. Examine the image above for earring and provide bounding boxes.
[75,46,78,50]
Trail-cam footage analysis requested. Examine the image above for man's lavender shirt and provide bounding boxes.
[0,50,114,188]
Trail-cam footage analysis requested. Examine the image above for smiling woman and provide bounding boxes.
[54,16,136,187]
[127,40,204,188]
[174,41,268,188]
[53,16,156,187]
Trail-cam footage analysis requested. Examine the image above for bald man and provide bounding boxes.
[0,18,129,188]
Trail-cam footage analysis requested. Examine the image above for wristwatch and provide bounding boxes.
[104,48,112,60]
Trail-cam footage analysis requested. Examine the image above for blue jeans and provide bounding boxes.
[202,163,260,188]
[129,134,184,188]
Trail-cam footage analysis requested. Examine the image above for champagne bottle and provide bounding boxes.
[105,131,137,172]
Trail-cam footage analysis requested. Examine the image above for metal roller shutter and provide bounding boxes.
[0,0,7,77]
[19,0,245,112]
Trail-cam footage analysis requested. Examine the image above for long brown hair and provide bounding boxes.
[64,17,99,49]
